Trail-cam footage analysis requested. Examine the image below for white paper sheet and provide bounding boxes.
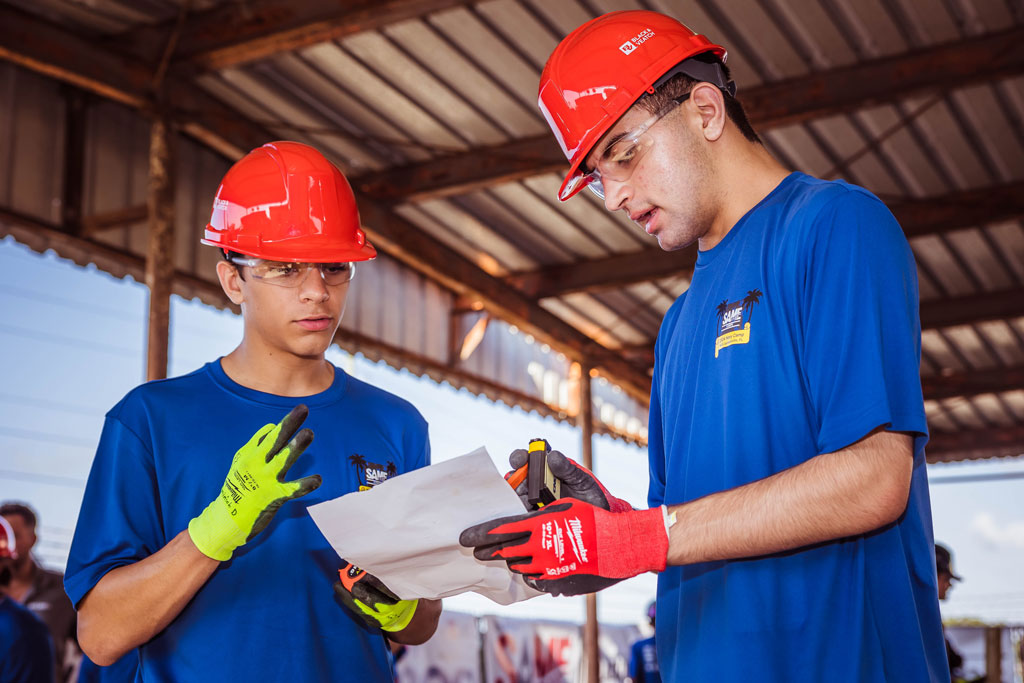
[308,449,543,604]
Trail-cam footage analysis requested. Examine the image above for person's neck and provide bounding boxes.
[220,343,335,397]
[7,558,36,602]
[698,141,790,252]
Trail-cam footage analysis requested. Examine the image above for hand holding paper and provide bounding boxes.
[308,449,543,604]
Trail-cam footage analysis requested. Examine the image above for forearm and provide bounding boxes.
[666,429,913,566]
[387,598,441,645]
[77,530,219,664]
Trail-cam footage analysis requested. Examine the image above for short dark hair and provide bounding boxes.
[223,250,247,280]
[0,502,37,529]
[638,55,761,145]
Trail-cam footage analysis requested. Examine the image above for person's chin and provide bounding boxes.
[655,233,686,252]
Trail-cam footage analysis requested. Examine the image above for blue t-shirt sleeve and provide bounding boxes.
[791,188,927,455]
[0,601,55,683]
[65,413,164,607]
[403,411,430,472]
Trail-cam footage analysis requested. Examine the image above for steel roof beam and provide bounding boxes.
[356,26,1024,203]
[116,0,476,74]
[920,289,1024,329]
[922,364,1024,401]
[504,181,1024,299]
[505,246,698,299]
[926,426,1024,463]
[0,7,654,401]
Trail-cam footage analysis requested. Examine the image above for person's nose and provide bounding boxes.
[602,177,632,213]
[298,265,330,303]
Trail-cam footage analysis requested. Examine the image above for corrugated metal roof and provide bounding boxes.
[2,0,1023,460]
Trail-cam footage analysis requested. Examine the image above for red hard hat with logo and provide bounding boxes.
[202,141,376,262]
[538,11,727,201]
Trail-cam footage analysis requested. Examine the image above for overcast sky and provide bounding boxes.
[1,237,1021,627]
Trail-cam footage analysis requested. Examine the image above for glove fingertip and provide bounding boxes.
[283,403,309,429]
[458,526,479,547]
[289,474,322,498]
[545,450,575,476]
[508,449,530,468]
[294,427,314,449]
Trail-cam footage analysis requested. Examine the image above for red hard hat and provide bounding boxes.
[0,515,15,559]
[538,11,727,201]
[202,141,376,262]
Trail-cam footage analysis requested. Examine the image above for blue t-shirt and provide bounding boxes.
[78,650,138,682]
[629,636,661,683]
[0,596,55,683]
[648,173,947,682]
[65,361,430,682]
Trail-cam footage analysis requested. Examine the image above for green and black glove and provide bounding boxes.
[188,404,321,561]
[334,562,418,633]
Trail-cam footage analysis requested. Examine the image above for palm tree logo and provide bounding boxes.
[349,453,367,485]
[715,299,730,330]
[742,289,763,323]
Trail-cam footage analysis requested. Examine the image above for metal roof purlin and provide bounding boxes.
[354,25,1024,203]
[116,0,483,75]
[0,2,654,404]
[495,181,1024,298]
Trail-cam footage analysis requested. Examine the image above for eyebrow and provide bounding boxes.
[600,131,630,159]
[585,129,630,172]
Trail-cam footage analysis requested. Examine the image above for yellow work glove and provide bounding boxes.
[188,404,321,561]
[334,562,418,633]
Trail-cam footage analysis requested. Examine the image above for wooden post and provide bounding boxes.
[61,88,87,233]
[580,363,599,683]
[145,112,175,381]
[985,626,1002,682]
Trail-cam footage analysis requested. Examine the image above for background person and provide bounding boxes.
[1,501,78,682]
[629,601,660,683]
[936,543,983,683]
[64,141,440,682]
[1,513,55,682]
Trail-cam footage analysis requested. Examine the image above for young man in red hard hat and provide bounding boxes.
[462,11,946,682]
[65,141,441,681]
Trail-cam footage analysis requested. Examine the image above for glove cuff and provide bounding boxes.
[188,498,245,562]
[379,599,419,633]
[596,506,669,578]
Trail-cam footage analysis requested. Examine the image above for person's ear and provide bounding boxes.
[217,260,245,306]
[689,82,726,143]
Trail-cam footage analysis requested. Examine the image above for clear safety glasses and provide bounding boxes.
[228,257,356,287]
[565,93,691,201]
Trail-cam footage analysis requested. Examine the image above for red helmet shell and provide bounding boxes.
[202,141,376,262]
[538,11,726,200]
[0,515,15,559]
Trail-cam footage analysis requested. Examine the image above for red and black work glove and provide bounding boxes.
[459,498,669,597]
[505,449,633,513]
[333,562,418,634]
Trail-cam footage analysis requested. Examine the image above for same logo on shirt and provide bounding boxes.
[348,454,397,491]
[713,289,763,358]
